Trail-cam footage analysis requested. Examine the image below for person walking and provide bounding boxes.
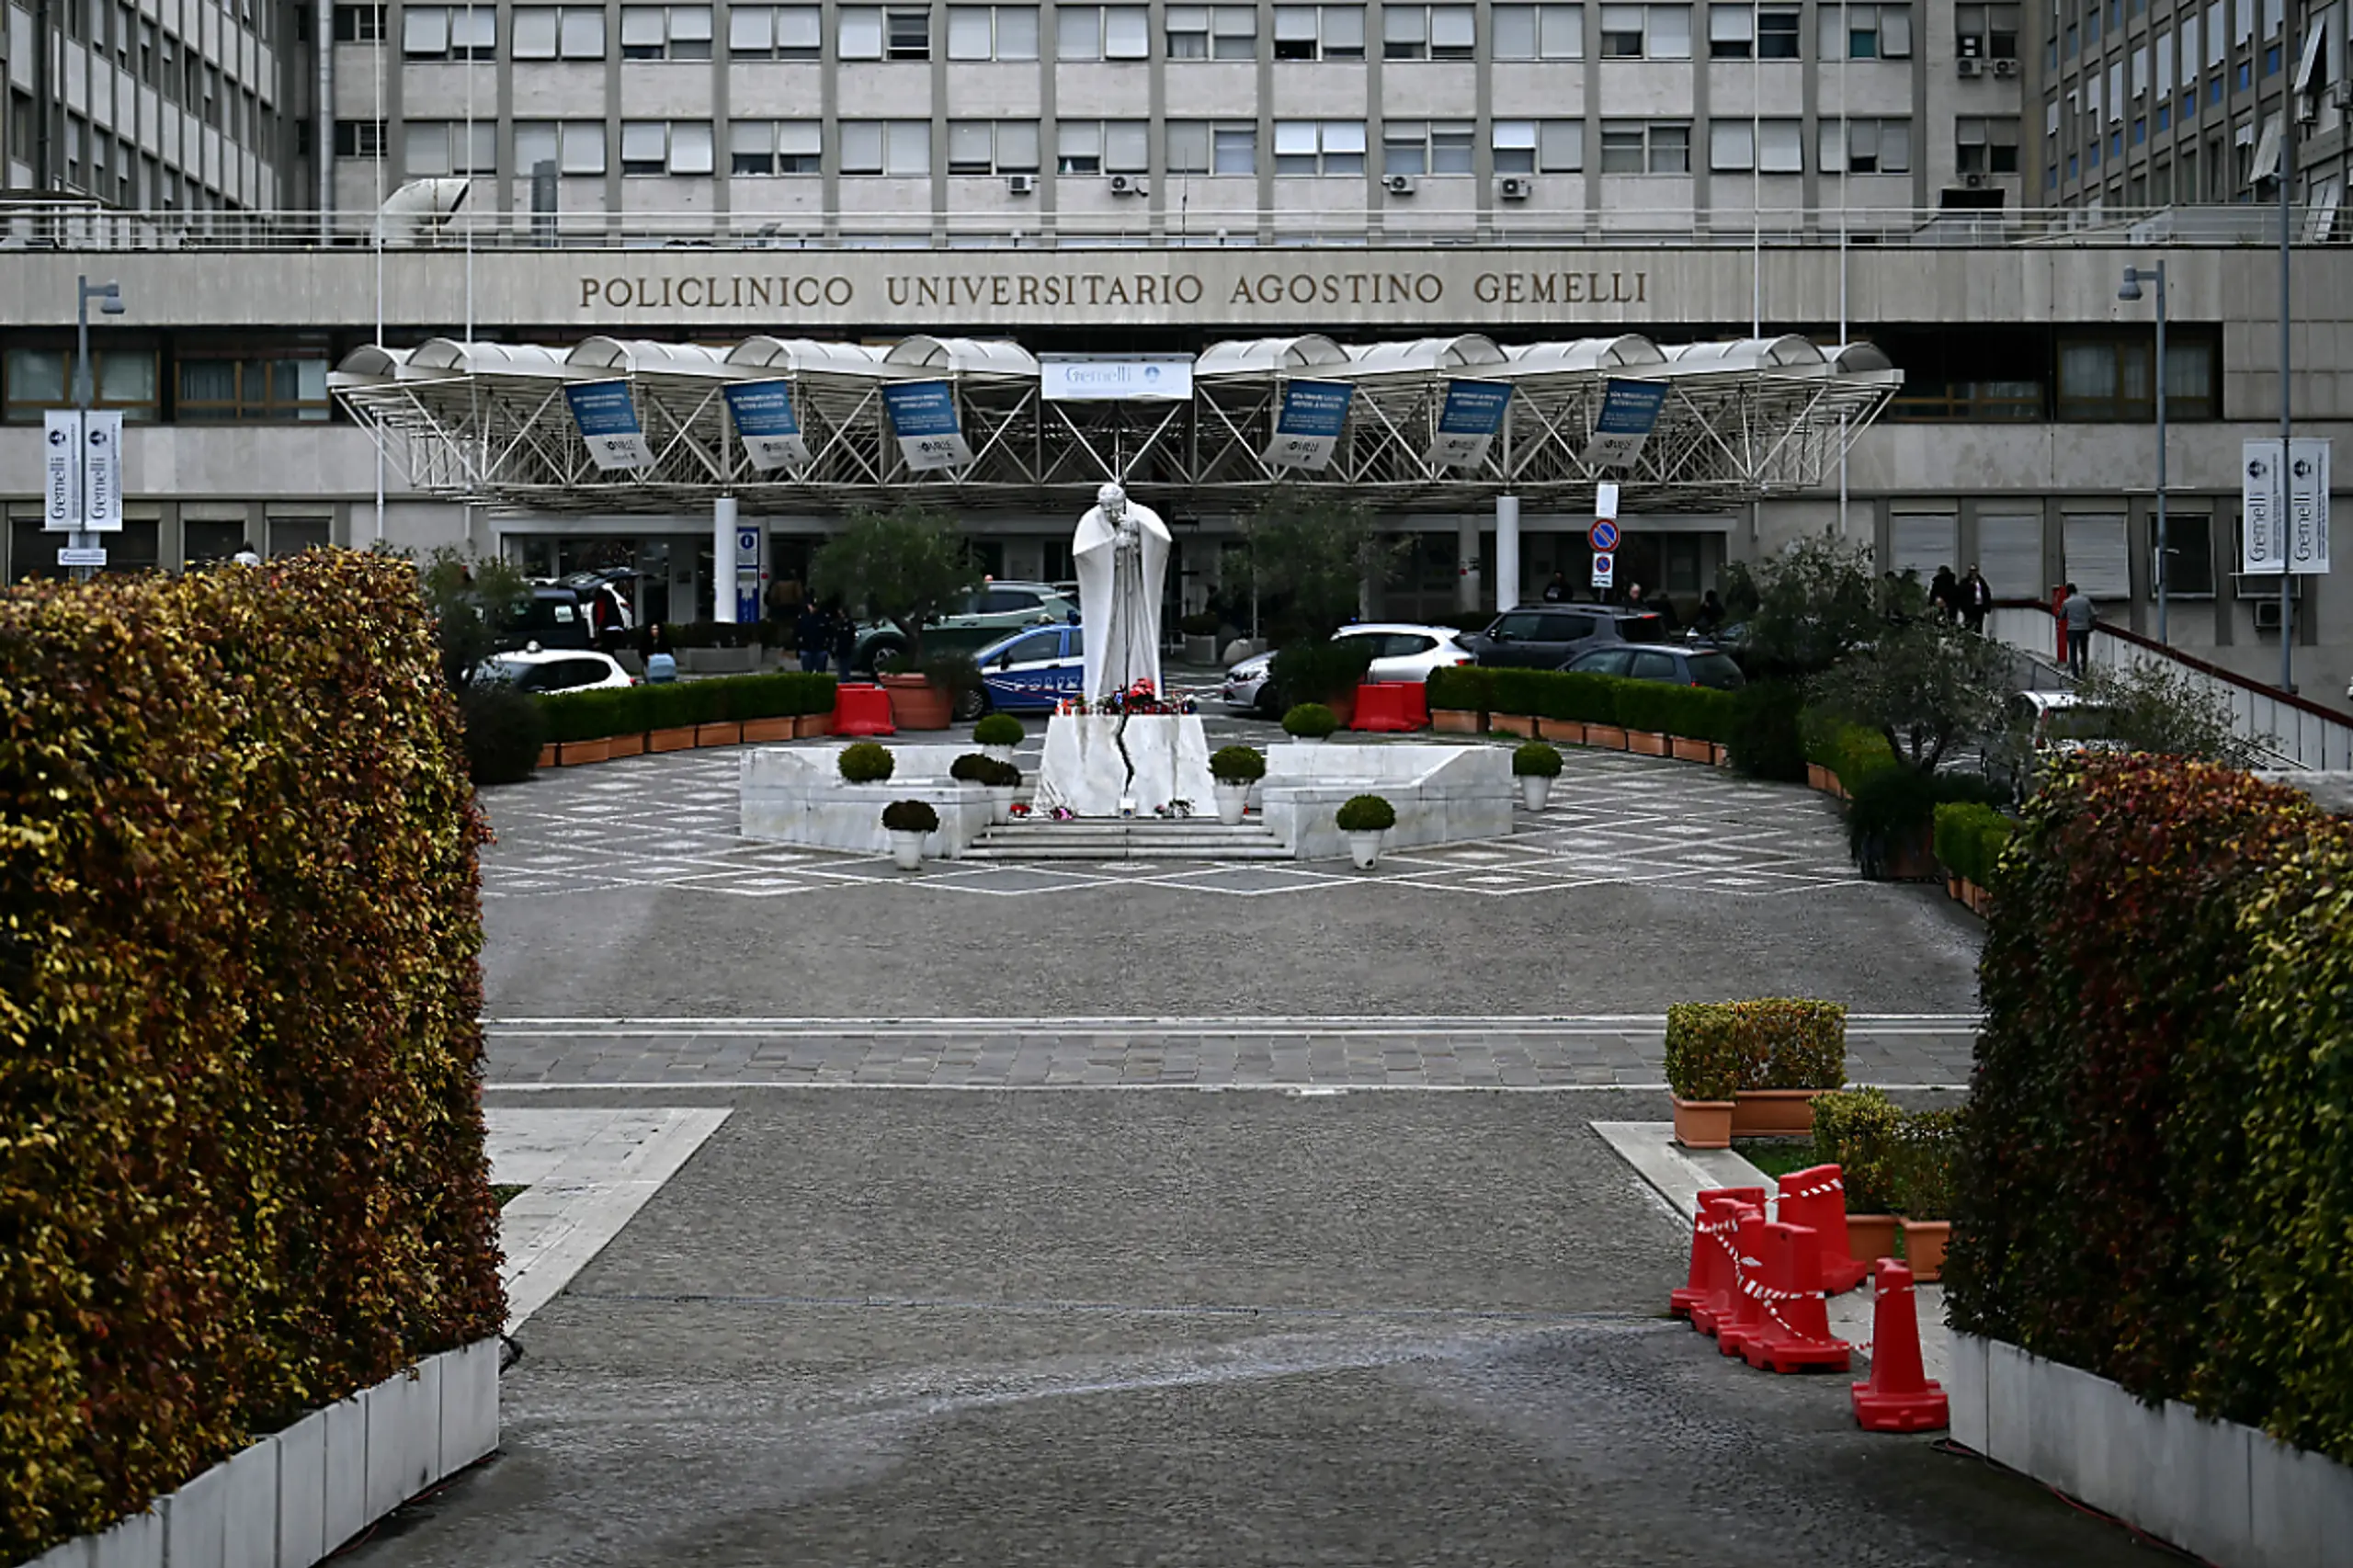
[1541,570,1570,603]
[1961,565,1994,633]
[795,599,830,674]
[1694,589,1726,634]
[1929,565,1960,622]
[642,622,678,683]
[829,601,858,681]
[2061,582,2095,677]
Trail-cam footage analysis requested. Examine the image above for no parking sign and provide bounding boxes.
[1589,518,1620,553]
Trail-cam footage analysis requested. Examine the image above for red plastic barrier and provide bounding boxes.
[1675,1186,1767,1324]
[1851,1260,1949,1431]
[1740,1221,1854,1373]
[1715,1207,1772,1358]
[834,682,896,737]
[1778,1164,1871,1295]
[1349,681,1427,733]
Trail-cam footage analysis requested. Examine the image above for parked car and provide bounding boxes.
[506,585,597,652]
[853,580,1080,672]
[474,648,637,695]
[971,622,1086,714]
[1222,623,1475,718]
[1564,643,1747,689]
[1460,606,1665,669]
[1982,690,2128,801]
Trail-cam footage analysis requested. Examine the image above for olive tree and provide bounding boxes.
[2072,662,2265,768]
[1233,489,1409,642]
[1811,616,2016,774]
[1725,535,1918,679]
[807,502,980,665]
[415,544,531,691]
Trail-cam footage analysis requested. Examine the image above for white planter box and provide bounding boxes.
[1958,1333,2353,1568]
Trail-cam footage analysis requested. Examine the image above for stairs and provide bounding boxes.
[964,816,1292,861]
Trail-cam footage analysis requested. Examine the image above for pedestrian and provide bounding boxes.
[795,599,830,674]
[829,600,857,680]
[1961,565,1994,633]
[232,541,261,566]
[1626,583,1646,612]
[1695,589,1726,634]
[1541,570,1570,603]
[642,622,678,683]
[2061,581,2095,677]
[1930,565,1960,622]
[1649,592,1681,632]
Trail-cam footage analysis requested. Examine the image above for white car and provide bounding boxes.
[476,648,637,695]
[1221,623,1476,718]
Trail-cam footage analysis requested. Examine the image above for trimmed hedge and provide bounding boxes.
[1947,756,2346,1451]
[1811,1087,1905,1214]
[1424,664,1492,714]
[1726,680,1808,781]
[1665,998,1848,1099]
[459,683,545,784]
[1478,668,1735,743]
[536,671,835,741]
[0,555,502,1562]
[539,684,649,744]
[1932,801,2015,888]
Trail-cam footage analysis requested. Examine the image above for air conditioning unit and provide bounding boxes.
[2255,597,2285,631]
[1382,173,1417,195]
[1993,57,2020,76]
[1963,171,1989,187]
[1957,56,1985,76]
[1497,176,1533,200]
[2334,80,2353,108]
[1108,173,1147,196]
[1006,173,1036,195]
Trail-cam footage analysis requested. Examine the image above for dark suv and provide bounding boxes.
[1461,606,1665,669]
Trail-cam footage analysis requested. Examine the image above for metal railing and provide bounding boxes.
[1,197,2343,254]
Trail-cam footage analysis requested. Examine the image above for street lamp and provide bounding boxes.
[70,276,124,583]
[2120,261,2169,646]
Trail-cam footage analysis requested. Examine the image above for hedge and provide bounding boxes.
[536,671,835,740]
[1932,801,2014,888]
[1478,668,1735,743]
[1424,664,1492,714]
[0,554,502,1561]
[1945,756,2350,1454]
[1664,998,1847,1099]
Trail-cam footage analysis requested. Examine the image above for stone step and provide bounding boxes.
[964,843,1296,862]
[967,817,1291,862]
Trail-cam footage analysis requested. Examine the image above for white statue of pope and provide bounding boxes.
[1072,482,1168,704]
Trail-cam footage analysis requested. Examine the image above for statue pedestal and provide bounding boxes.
[1035,714,1217,817]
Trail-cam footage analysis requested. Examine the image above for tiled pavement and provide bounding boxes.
[483,1014,1981,1088]
[479,736,1865,902]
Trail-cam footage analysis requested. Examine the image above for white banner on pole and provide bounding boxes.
[1596,480,1620,521]
[2242,438,2286,574]
[43,410,82,531]
[81,411,122,532]
[2288,436,2332,574]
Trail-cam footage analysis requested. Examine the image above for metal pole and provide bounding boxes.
[2279,102,2294,693]
[2155,258,2169,646]
[72,275,92,583]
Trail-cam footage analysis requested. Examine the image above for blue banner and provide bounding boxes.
[1266,380,1355,471]
[1427,379,1513,469]
[723,380,810,471]
[1584,378,1670,469]
[881,380,972,470]
[564,380,654,470]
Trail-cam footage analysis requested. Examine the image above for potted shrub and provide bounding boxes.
[973,710,1024,763]
[1180,609,1222,665]
[881,798,939,870]
[1483,668,1539,738]
[809,502,981,729]
[1513,741,1563,811]
[1334,792,1396,869]
[643,683,699,752]
[1284,702,1339,746]
[1426,665,1488,733]
[1847,767,2005,882]
[1729,997,1847,1136]
[1810,1087,1904,1267]
[1891,1108,1960,1282]
[1664,1003,1742,1149]
[1210,744,1266,825]
[1614,682,1671,756]
[727,672,800,744]
[983,756,1021,824]
[838,740,895,785]
[1536,672,1615,747]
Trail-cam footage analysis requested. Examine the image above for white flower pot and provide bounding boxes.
[1214,782,1250,825]
[987,785,1015,824]
[1520,774,1552,812]
[1290,733,1324,748]
[983,744,1016,765]
[1347,830,1383,870]
[889,829,926,870]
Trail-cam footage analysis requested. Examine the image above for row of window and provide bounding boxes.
[32,101,251,210]
[361,0,1918,63]
[1,348,331,425]
[383,113,1959,176]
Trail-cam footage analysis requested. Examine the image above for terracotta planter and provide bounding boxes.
[1491,712,1536,738]
[793,711,834,739]
[1870,824,1940,882]
[1583,724,1628,751]
[606,732,646,759]
[1672,1096,1736,1150]
[1711,743,1731,767]
[1670,735,1712,764]
[1946,875,1963,902]
[556,737,611,766]
[740,717,795,743]
[648,725,698,754]
[1431,709,1483,733]
[694,722,743,747]
[881,673,952,731]
[1900,1219,1951,1283]
[1847,1214,1901,1267]
[1627,731,1670,757]
[1537,717,1586,744]
[1973,885,1992,916]
[1807,762,1833,792]
[535,743,557,770]
[1731,1088,1824,1138]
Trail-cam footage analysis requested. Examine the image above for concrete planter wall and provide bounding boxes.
[741,744,998,858]
[26,1338,498,1568]
[1258,743,1512,860]
[1953,1333,2353,1568]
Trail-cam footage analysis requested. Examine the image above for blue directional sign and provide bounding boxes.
[564,381,654,471]
[1582,379,1670,469]
[1266,380,1355,471]
[881,380,973,470]
[1426,379,1513,469]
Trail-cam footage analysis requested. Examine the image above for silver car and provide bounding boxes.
[1221,623,1476,717]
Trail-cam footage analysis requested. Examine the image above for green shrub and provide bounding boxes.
[1482,667,1546,720]
[1933,801,2015,887]
[1846,767,2006,872]
[0,557,501,1562]
[665,676,729,727]
[1529,671,1621,725]
[1284,702,1340,739]
[839,741,895,783]
[1269,637,1376,710]
[1810,1087,1905,1214]
[1335,793,1396,833]
[1513,741,1563,778]
[711,671,831,722]
[538,684,647,744]
[1666,998,1847,1094]
[1179,610,1222,637]
[1727,680,1808,781]
[950,752,994,782]
[1664,1004,1745,1100]
[460,683,545,784]
[1425,664,1492,714]
[881,798,940,834]
[640,681,696,731]
[1831,724,1899,790]
[1890,1108,1963,1221]
[981,756,1021,788]
[922,652,984,709]
[1211,744,1267,783]
[973,712,1024,747]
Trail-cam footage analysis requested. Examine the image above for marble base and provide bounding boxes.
[741,745,998,858]
[1256,743,1512,860]
[1035,714,1217,818]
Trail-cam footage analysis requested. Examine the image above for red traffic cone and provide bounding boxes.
[1851,1259,1949,1432]
[1715,1207,1771,1358]
[1740,1221,1853,1372]
[1671,1187,1765,1321]
[1778,1164,1870,1294]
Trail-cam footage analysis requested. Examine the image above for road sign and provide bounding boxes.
[1591,551,1616,589]
[57,546,108,567]
[1589,518,1620,553]
[2288,436,2332,574]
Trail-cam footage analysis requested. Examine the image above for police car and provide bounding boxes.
[970,622,1085,713]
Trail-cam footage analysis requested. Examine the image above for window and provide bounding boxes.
[403,5,494,58]
[1599,119,1690,171]
[1054,119,1149,173]
[511,120,607,174]
[1056,5,1149,57]
[1381,119,1474,174]
[1600,4,1690,56]
[836,5,930,56]
[3,348,157,424]
[729,5,822,55]
[176,357,332,423]
[618,5,711,56]
[1270,6,1363,58]
[619,119,715,173]
[1492,118,1583,171]
[1952,0,2017,51]
[947,6,1040,58]
[332,2,384,40]
[1170,4,1263,54]
[1492,4,1582,56]
[333,119,386,157]
[839,119,932,174]
[404,120,495,176]
[1817,1,1909,55]
[1270,119,1367,173]
[729,119,823,173]
[1165,119,1258,171]
[2055,332,2218,420]
[1710,118,1802,169]
[2155,515,2216,597]
[1707,3,1797,56]
[945,119,1040,173]
[1956,116,2020,173]
[1818,115,1909,171]
[1382,4,1474,57]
